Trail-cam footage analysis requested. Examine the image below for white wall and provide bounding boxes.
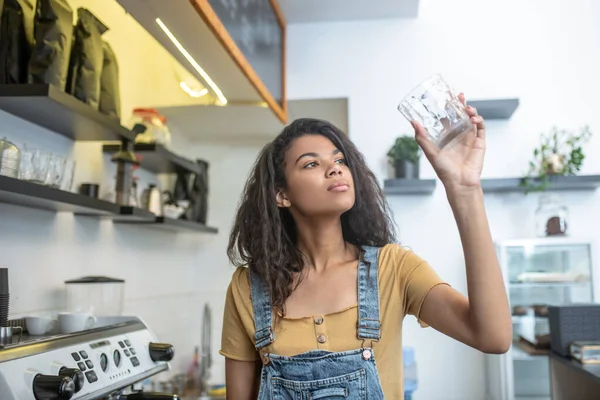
[287,0,600,399]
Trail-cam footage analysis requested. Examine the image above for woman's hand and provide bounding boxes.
[411,93,485,192]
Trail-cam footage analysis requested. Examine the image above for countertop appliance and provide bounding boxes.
[0,316,177,400]
[65,276,125,316]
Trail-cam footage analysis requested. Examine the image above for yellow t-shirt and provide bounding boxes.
[220,244,448,399]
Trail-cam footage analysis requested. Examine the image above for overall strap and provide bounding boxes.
[249,269,275,351]
[357,246,382,341]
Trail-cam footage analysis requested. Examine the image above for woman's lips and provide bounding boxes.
[328,182,350,192]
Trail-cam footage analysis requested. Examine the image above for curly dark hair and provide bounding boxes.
[227,118,396,313]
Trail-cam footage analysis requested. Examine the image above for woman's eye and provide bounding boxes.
[304,161,318,169]
[335,158,346,164]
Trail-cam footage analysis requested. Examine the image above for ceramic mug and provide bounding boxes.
[57,312,97,333]
[26,316,56,335]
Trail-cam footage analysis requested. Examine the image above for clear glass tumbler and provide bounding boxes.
[398,74,473,149]
[19,147,51,184]
[60,159,76,192]
[44,154,66,188]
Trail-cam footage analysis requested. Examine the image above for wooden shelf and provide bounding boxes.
[103,143,204,175]
[0,84,135,141]
[114,216,219,234]
[116,0,287,123]
[481,175,600,193]
[467,98,519,120]
[0,175,150,219]
[383,179,437,195]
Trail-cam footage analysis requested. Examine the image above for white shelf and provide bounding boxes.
[510,281,592,288]
[512,316,548,324]
[496,236,596,248]
[467,98,519,119]
[512,345,547,361]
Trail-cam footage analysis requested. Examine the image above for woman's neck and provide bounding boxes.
[294,215,357,272]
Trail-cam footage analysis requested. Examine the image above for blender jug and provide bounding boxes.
[65,276,125,316]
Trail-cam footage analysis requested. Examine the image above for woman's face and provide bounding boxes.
[278,134,355,217]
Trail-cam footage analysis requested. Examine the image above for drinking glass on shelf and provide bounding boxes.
[60,159,76,192]
[398,73,473,149]
[44,154,66,188]
[19,146,51,184]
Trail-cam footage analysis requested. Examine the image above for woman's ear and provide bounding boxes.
[276,190,291,208]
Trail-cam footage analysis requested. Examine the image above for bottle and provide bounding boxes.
[185,346,200,394]
[140,184,163,216]
[129,177,139,207]
[535,194,568,237]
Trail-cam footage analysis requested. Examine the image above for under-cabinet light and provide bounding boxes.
[180,82,208,98]
[156,18,228,105]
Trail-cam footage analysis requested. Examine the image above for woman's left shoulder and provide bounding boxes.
[377,243,428,273]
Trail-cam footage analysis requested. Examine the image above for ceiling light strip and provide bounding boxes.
[156,18,228,105]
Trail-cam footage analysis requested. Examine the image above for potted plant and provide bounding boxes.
[520,125,592,193]
[387,135,421,179]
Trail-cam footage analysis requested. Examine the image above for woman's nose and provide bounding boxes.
[327,163,343,176]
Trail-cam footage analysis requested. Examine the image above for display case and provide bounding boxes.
[485,237,598,400]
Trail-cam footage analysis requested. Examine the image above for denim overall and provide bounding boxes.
[250,246,385,399]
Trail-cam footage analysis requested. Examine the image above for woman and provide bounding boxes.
[220,93,512,399]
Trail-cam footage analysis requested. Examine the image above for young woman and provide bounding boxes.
[220,93,512,399]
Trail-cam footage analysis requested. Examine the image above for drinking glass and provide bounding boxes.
[60,159,76,192]
[19,147,51,184]
[44,154,66,188]
[398,74,473,149]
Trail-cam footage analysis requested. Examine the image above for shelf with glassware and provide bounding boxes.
[484,236,597,400]
[0,95,218,234]
[0,174,153,220]
[0,172,219,234]
[0,84,207,176]
[103,120,217,234]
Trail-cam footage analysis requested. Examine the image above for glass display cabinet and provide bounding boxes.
[485,237,597,400]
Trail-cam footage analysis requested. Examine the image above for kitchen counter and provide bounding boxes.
[549,351,600,400]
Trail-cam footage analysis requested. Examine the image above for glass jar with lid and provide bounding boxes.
[535,194,568,237]
[129,108,172,147]
[65,276,125,316]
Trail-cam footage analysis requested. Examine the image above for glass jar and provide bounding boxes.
[129,108,172,147]
[65,276,125,316]
[535,194,568,237]
[0,137,20,178]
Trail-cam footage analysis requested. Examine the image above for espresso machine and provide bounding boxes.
[0,269,178,400]
[0,316,178,400]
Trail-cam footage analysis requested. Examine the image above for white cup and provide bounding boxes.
[26,316,56,335]
[57,312,97,333]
